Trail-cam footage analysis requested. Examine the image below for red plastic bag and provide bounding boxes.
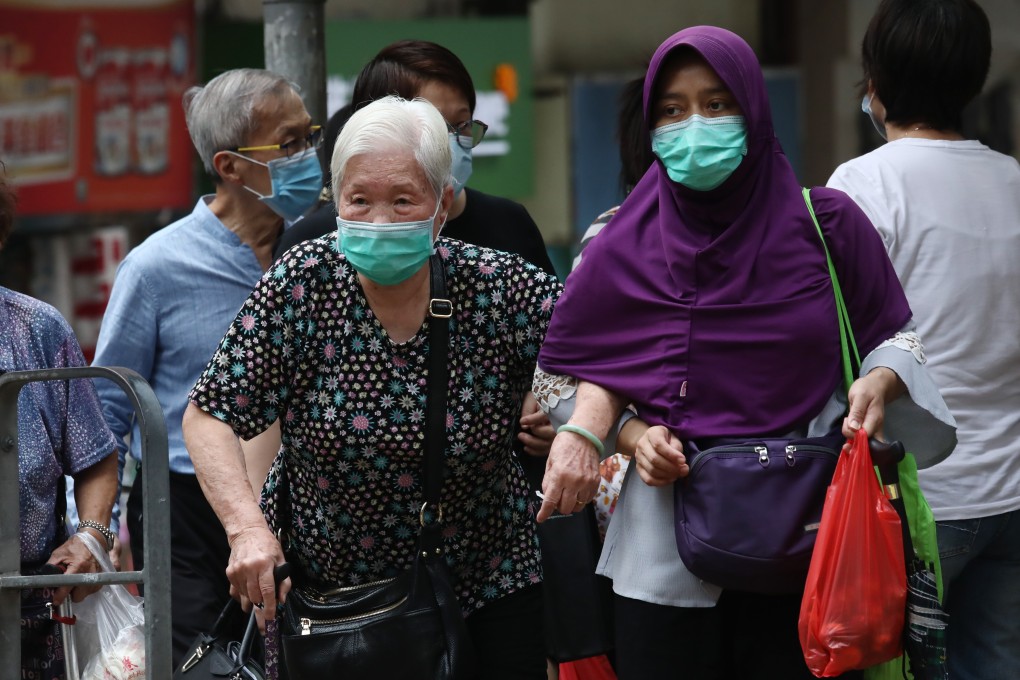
[559,655,617,680]
[798,432,906,677]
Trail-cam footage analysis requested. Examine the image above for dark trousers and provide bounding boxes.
[614,590,864,680]
[465,584,547,679]
[128,468,243,668]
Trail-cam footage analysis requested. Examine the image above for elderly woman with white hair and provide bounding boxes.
[182,96,560,679]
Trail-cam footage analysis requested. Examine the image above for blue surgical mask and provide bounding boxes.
[449,132,473,196]
[651,114,748,191]
[236,147,323,221]
[337,201,443,286]
[861,93,888,141]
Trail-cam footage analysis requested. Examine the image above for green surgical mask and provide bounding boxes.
[337,202,442,286]
[651,114,748,191]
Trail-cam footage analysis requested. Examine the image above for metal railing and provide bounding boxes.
[0,366,172,678]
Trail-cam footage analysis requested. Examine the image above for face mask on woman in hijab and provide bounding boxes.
[652,115,748,190]
[648,50,749,191]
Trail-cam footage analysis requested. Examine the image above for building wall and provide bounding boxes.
[529,0,759,74]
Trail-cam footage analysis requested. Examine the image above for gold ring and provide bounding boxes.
[574,498,586,508]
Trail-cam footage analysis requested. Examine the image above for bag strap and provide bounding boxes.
[802,187,861,394]
[420,252,452,555]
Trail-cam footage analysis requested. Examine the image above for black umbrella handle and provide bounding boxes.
[868,439,917,567]
[869,438,905,482]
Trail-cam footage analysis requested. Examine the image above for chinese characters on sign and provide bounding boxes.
[0,0,195,215]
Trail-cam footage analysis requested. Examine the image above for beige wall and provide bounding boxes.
[529,0,759,74]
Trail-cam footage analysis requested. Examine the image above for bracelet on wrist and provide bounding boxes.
[557,423,605,457]
[77,519,116,551]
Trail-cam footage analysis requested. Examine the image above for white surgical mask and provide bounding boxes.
[449,132,473,197]
[861,93,888,142]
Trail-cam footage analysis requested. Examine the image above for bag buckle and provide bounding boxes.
[419,501,444,527]
[180,643,208,672]
[428,298,452,318]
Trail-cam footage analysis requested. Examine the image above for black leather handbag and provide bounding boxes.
[276,254,476,680]
[174,599,265,680]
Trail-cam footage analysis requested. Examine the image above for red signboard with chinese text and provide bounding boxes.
[0,0,194,215]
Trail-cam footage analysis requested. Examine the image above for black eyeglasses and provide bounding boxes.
[447,120,488,149]
[233,125,323,158]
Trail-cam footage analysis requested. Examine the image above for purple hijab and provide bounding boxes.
[538,27,911,438]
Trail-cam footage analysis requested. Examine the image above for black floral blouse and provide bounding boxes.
[189,236,562,615]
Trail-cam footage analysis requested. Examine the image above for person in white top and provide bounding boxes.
[828,2,1020,678]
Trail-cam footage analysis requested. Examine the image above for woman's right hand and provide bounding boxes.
[634,425,689,486]
[226,524,290,623]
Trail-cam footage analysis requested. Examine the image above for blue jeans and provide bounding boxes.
[937,508,1020,680]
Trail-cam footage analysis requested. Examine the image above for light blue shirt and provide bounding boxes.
[92,196,267,475]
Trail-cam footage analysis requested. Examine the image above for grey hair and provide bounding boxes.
[183,68,297,180]
[331,96,452,203]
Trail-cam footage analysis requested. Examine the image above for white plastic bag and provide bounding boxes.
[72,531,146,679]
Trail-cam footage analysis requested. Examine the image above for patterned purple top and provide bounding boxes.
[1,287,116,564]
[189,237,561,615]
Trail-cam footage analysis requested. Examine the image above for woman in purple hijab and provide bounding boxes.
[532,27,956,679]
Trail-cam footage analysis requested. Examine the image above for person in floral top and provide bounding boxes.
[1,168,119,680]
[183,96,561,679]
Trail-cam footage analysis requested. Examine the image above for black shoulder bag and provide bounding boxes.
[277,254,477,680]
[174,597,265,680]
[174,565,291,680]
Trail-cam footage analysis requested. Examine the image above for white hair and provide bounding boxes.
[331,96,452,202]
[183,68,298,180]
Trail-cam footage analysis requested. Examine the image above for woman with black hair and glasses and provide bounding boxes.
[828,1,1020,677]
[275,40,556,282]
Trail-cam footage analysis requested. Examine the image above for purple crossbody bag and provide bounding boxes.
[672,189,861,594]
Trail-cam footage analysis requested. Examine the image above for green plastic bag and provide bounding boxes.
[865,453,943,680]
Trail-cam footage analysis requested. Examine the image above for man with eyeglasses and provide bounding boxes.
[91,68,322,666]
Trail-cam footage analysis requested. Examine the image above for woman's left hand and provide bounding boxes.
[633,425,688,486]
[842,366,905,449]
[46,533,102,605]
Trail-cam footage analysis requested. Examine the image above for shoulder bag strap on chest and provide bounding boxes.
[420,253,451,553]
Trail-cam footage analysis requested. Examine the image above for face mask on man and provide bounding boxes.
[234,147,323,221]
[449,133,473,197]
[861,93,888,141]
[651,114,748,191]
[337,199,444,286]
